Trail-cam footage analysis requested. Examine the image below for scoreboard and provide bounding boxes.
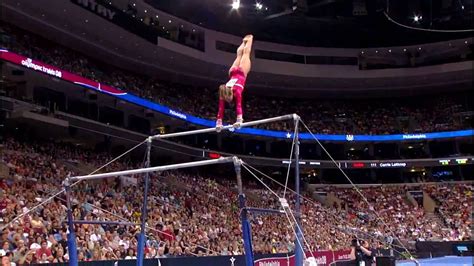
[289,157,474,169]
[204,151,474,169]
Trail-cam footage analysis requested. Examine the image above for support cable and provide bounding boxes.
[0,139,148,231]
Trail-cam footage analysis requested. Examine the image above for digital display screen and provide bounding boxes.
[273,158,474,168]
[438,158,472,166]
[433,171,453,177]
[352,163,365,168]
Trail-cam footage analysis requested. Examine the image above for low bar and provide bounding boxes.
[246,207,285,215]
[72,220,139,226]
[70,157,235,182]
[151,114,297,139]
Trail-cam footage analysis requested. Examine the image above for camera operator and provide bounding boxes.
[349,238,374,266]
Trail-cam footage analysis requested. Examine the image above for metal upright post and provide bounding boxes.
[293,115,304,266]
[137,137,152,266]
[234,157,254,266]
[64,178,78,266]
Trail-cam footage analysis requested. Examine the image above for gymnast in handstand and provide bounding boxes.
[216,34,253,132]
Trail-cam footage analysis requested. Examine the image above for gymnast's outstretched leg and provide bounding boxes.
[233,34,253,128]
[216,35,253,132]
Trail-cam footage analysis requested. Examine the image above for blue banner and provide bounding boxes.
[119,94,473,142]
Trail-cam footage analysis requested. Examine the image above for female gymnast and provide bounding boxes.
[216,34,253,132]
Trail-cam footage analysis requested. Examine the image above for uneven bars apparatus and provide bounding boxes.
[65,114,299,266]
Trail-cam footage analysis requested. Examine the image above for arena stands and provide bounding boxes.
[424,184,472,239]
[1,24,472,136]
[328,186,472,242]
[1,138,472,263]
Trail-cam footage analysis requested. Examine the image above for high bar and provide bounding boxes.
[69,157,235,182]
[151,114,298,139]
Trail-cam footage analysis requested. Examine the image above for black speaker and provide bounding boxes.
[376,256,396,266]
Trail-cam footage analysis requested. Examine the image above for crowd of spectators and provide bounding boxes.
[1,24,472,136]
[1,137,472,264]
[424,184,472,239]
[327,185,472,242]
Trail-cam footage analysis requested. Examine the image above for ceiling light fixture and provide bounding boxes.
[232,0,240,10]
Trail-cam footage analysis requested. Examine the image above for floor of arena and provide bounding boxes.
[396,256,473,266]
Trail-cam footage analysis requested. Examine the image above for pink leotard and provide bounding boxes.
[217,67,247,120]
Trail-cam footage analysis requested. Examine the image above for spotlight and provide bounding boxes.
[255,2,263,10]
[461,5,465,10]
[232,0,240,9]
[413,15,422,22]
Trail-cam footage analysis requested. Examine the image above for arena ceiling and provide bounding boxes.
[146,0,473,47]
